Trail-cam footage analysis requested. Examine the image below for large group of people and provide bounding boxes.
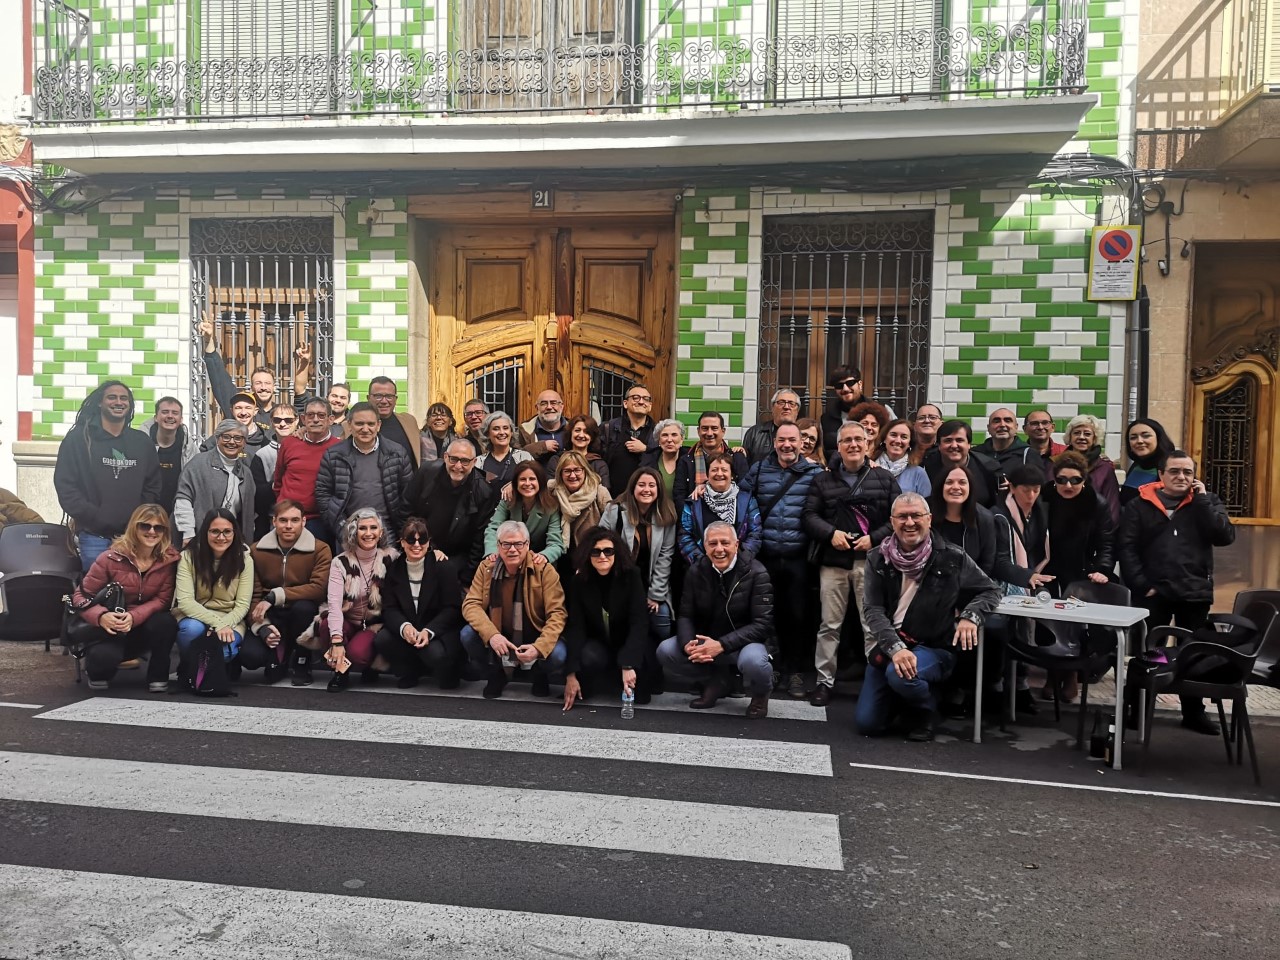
[53,363,1237,738]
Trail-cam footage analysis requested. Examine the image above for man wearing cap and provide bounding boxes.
[175,420,257,544]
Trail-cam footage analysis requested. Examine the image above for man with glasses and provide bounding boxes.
[174,420,257,545]
[274,397,343,547]
[462,519,568,699]
[317,402,414,541]
[355,376,421,469]
[249,403,300,538]
[742,389,802,464]
[460,398,490,457]
[1118,450,1236,736]
[601,385,657,496]
[1022,409,1066,469]
[404,437,497,584]
[858,492,1000,741]
[974,407,1045,477]
[55,380,163,571]
[518,390,570,466]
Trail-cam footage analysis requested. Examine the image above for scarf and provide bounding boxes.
[553,477,604,547]
[693,443,730,487]
[217,452,242,510]
[1081,444,1102,468]
[490,559,524,649]
[702,482,740,526]
[876,452,910,478]
[1004,494,1049,571]
[879,533,933,582]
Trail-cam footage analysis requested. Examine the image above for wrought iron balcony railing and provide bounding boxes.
[33,0,1088,125]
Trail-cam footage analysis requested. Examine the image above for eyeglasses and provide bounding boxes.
[272,417,296,425]
[218,435,246,445]
[626,394,652,403]
[537,400,563,408]
[589,547,616,558]
[1164,468,1196,477]
[892,512,929,522]
[1026,419,1054,428]
[774,399,800,408]
[914,414,941,423]
[369,393,396,401]
[136,522,167,533]
[498,540,529,550]
[445,455,475,466]
[303,411,328,419]
[1054,476,1085,486]
[835,378,861,389]
[561,468,585,476]
[209,529,236,539]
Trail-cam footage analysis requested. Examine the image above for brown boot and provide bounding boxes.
[690,680,726,709]
[746,695,770,719]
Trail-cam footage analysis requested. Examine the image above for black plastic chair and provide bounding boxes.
[1133,618,1264,786]
[1235,589,1280,688]
[0,523,80,649]
[1004,579,1136,749]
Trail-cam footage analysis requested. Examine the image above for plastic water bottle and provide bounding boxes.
[621,688,635,720]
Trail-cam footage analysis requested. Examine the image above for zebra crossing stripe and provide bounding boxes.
[0,751,844,870]
[0,865,853,959]
[37,698,833,776]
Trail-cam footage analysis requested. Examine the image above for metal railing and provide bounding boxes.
[32,0,1088,124]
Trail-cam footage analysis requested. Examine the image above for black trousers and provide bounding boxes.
[571,637,659,698]
[82,611,178,683]
[759,552,812,674]
[373,625,465,688]
[1142,594,1212,717]
[239,601,321,671]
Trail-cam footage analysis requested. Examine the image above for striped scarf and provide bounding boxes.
[489,560,524,649]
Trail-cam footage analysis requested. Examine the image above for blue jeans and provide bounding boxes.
[177,617,242,661]
[656,636,773,697]
[78,532,113,573]
[460,625,567,677]
[856,646,955,735]
[649,602,672,644]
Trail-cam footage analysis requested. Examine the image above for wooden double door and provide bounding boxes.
[427,221,674,425]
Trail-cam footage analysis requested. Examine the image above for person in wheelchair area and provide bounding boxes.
[71,503,180,692]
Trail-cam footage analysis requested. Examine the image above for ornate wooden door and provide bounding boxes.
[427,221,673,423]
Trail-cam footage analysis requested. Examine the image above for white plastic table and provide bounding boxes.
[973,598,1148,769]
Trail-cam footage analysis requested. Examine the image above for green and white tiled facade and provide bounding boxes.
[31,0,1138,452]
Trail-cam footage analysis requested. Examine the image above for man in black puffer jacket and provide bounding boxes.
[315,402,413,541]
[802,420,900,706]
[403,438,497,585]
[657,521,776,718]
[1118,450,1236,735]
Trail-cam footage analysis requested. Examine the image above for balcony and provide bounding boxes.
[1136,0,1280,170]
[29,0,1095,179]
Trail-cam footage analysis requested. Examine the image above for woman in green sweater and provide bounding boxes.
[484,461,565,566]
[174,507,255,672]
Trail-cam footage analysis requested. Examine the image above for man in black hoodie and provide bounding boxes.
[54,380,162,572]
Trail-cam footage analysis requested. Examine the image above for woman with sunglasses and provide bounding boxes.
[562,527,652,710]
[372,516,465,689]
[174,507,254,678]
[72,503,181,692]
[484,461,564,567]
[600,467,678,642]
[419,402,460,463]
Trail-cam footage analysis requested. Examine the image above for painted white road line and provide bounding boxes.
[0,701,43,709]
[848,762,1280,809]
[38,698,832,776]
[0,865,852,960]
[0,751,843,870]
[269,679,829,722]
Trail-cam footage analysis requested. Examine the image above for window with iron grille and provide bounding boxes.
[465,357,524,419]
[190,219,335,435]
[1202,375,1256,518]
[759,212,933,421]
[586,359,638,426]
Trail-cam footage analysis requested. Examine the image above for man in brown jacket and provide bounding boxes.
[247,498,332,685]
[462,519,567,700]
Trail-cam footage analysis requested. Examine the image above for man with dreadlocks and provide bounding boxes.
[54,380,163,571]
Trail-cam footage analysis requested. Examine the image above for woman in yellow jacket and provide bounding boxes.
[174,507,254,674]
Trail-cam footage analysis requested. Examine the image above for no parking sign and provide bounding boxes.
[1087,225,1142,301]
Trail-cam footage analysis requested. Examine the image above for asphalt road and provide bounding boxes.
[1,639,1277,959]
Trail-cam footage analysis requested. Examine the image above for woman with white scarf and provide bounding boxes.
[678,452,762,564]
[875,419,931,496]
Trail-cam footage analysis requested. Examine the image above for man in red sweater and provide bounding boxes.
[274,397,342,546]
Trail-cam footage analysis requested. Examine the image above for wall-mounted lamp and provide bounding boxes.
[364,198,382,233]
[1180,240,1191,259]
[1157,258,1170,277]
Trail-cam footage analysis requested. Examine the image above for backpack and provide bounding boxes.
[180,627,235,697]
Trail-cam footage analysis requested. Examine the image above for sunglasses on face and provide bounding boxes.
[1054,476,1085,486]
[272,417,296,425]
[835,378,860,389]
[403,535,429,546]
[136,522,167,533]
[590,547,616,558]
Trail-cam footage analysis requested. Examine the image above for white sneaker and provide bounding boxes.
[148,681,169,694]
[85,679,108,691]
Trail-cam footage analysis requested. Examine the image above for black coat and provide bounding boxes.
[403,461,496,580]
[863,533,1001,654]
[931,504,998,577]
[1041,483,1116,587]
[601,416,656,497]
[380,553,464,640]
[922,449,1002,508]
[803,460,900,568]
[564,567,650,674]
[677,556,776,658]
[315,438,413,535]
[990,496,1049,589]
[1117,484,1235,604]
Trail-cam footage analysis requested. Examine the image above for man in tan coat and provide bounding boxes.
[462,519,567,700]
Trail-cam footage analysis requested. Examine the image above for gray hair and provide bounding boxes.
[770,388,800,405]
[481,410,514,439]
[837,420,868,441]
[340,507,386,552]
[703,520,738,543]
[495,520,530,543]
[445,437,477,460]
[213,419,246,438]
[891,492,929,516]
[653,418,685,439]
[1065,414,1104,440]
[463,398,490,413]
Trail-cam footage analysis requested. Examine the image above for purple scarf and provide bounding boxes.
[880,534,933,582]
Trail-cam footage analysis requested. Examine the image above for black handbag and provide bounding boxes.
[61,580,124,651]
